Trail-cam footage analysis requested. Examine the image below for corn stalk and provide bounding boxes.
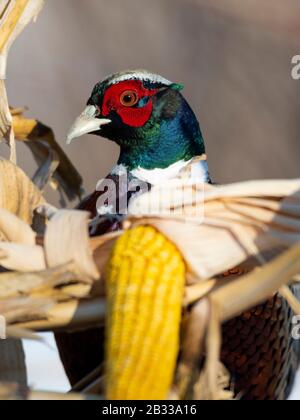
[0,0,44,163]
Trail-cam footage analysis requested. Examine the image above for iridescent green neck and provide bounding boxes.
[118,98,205,171]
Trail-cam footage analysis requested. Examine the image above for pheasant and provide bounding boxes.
[67,69,210,233]
[55,70,299,399]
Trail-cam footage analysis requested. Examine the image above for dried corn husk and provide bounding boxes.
[0,263,81,299]
[17,298,105,332]
[0,175,299,400]
[12,109,84,201]
[0,261,105,333]
[0,296,51,324]
[0,80,14,160]
[0,242,45,271]
[0,159,45,223]
[0,208,36,243]
[44,210,100,282]
[184,242,300,400]
[0,0,44,77]
[0,0,44,162]
[0,157,44,385]
[212,243,300,322]
[1,178,300,333]
[128,178,300,279]
[177,298,210,398]
[0,207,111,334]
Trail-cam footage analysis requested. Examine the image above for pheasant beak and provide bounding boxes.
[66,105,111,144]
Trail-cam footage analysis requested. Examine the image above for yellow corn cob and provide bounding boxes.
[105,225,186,400]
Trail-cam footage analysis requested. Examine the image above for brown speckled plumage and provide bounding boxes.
[222,291,300,400]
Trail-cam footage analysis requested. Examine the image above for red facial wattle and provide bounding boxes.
[101,80,158,127]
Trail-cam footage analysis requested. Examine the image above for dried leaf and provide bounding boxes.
[194,361,233,400]
[0,242,45,271]
[279,285,300,315]
[31,141,59,191]
[0,296,48,320]
[6,326,41,340]
[44,210,100,282]
[183,279,217,306]
[0,159,45,223]
[0,208,36,243]
[131,218,275,279]
[194,300,233,400]
[0,0,44,75]
[0,80,14,160]
[13,111,84,201]
[211,242,300,322]
[129,179,300,279]
[17,298,105,332]
[0,0,44,161]
[0,263,78,299]
[55,283,92,299]
[177,298,210,399]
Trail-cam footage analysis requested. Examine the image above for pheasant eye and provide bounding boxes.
[120,90,138,107]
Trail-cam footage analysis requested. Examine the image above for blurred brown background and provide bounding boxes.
[4,0,300,204]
